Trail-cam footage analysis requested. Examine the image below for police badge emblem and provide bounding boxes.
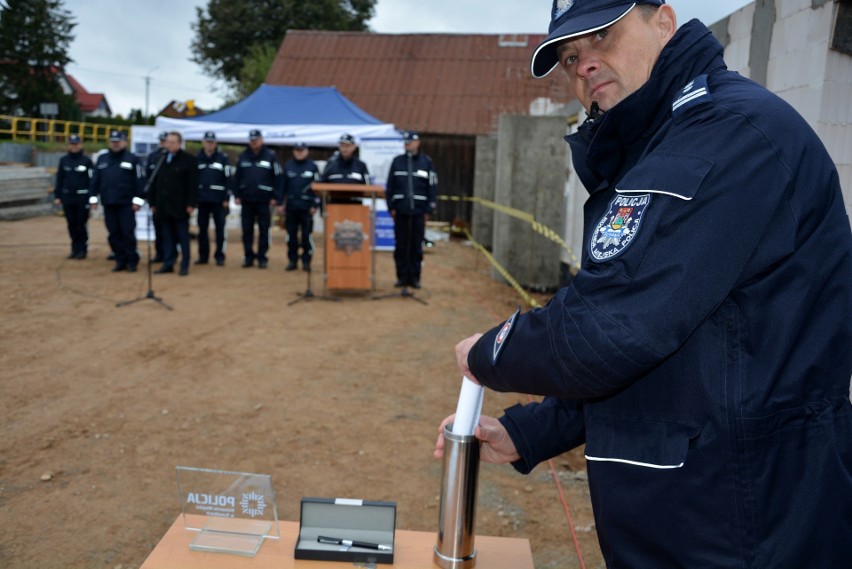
[590,193,651,262]
[333,219,365,256]
[493,306,521,365]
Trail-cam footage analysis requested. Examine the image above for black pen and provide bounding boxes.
[317,535,392,551]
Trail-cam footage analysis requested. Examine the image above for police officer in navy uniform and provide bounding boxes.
[147,132,198,276]
[319,133,371,196]
[196,131,231,266]
[436,2,852,567]
[91,130,144,272]
[234,129,282,268]
[53,134,93,259]
[385,131,437,288]
[278,142,319,271]
[145,131,168,263]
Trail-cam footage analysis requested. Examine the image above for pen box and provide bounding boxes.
[294,497,396,564]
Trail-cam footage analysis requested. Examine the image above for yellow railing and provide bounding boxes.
[0,115,129,144]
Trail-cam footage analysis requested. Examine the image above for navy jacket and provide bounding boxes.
[319,154,370,186]
[282,158,319,211]
[91,149,144,206]
[146,150,198,220]
[385,152,437,216]
[469,21,852,568]
[196,149,232,204]
[233,146,282,203]
[54,151,93,204]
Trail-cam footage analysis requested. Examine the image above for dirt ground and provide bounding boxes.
[0,215,604,569]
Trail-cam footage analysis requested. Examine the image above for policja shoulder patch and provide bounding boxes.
[590,193,651,262]
[493,307,521,365]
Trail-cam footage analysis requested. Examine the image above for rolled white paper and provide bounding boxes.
[451,376,485,436]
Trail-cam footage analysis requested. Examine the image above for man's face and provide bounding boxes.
[555,5,675,112]
[249,137,263,152]
[338,142,355,159]
[68,142,82,153]
[165,134,181,154]
[202,140,217,154]
[404,139,420,154]
[293,147,308,159]
[109,139,122,152]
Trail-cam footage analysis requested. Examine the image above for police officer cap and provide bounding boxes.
[203,131,217,141]
[68,134,81,144]
[109,130,127,141]
[249,129,262,140]
[403,131,420,143]
[158,131,168,141]
[531,0,665,78]
[339,133,356,145]
[293,141,307,149]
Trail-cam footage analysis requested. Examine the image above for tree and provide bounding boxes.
[191,0,376,95]
[0,0,79,118]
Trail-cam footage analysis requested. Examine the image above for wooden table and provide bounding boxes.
[140,516,534,569]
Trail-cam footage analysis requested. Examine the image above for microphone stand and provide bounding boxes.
[373,151,427,305]
[117,150,172,310]
[289,205,340,306]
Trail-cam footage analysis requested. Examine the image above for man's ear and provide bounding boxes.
[656,4,678,45]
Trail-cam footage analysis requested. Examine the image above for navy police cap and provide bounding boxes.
[249,128,262,140]
[293,141,307,149]
[531,0,665,78]
[68,134,81,144]
[402,131,419,143]
[203,131,216,141]
[109,130,126,141]
[339,133,356,145]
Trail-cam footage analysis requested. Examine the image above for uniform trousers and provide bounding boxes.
[160,216,190,271]
[152,211,164,261]
[103,203,138,268]
[240,201,271,263]
[285,209,314,266]
[393,213,425,285]
[197,201,228,262]
[62,201,90,256]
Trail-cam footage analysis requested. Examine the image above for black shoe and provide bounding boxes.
[242,259,254,268]
[285,262,297,271]
[111,263,126,272]
[258,260,268,269]
[411,280,421,289]
[154,266,174,274]
[195,259,208,265]
[67,252,76,259]
[215,258,225,266]
[394,280,406,288]
[127,265,138,273]
[302,264,311,272]
[77,252,87,259]
[179,267,188,276]
[106,252,116,261]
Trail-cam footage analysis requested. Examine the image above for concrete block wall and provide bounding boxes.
[472,136,498,250]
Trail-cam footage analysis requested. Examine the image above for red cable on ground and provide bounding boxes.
[437,263,587,568]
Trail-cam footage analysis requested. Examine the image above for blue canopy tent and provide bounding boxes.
[155,84,398,146]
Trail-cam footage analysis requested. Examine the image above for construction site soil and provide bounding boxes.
[0,215,603,569]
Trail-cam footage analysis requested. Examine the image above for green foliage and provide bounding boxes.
[0,0,79,118]
[191,0,376,96]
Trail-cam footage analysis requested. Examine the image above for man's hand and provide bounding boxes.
[132,204,140,212]
[455,334,483,384]
[434,414,521,464]
[186,206,195,215]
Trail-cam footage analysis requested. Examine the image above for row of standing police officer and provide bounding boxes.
[54,129,437,283]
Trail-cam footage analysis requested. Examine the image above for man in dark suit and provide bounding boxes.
[146,132,198,276]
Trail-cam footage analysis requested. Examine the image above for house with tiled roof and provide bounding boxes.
[61,73,111,118]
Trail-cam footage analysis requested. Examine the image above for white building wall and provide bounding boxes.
[723,2,756,75]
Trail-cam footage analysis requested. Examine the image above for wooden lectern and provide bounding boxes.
[312,183,383,292]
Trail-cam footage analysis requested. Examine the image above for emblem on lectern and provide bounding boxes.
[333,219,365,255]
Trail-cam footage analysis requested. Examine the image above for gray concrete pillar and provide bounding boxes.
[472,136,498,249]
[492,115,566,291]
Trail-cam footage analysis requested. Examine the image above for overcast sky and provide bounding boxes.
[65,0,754,118]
